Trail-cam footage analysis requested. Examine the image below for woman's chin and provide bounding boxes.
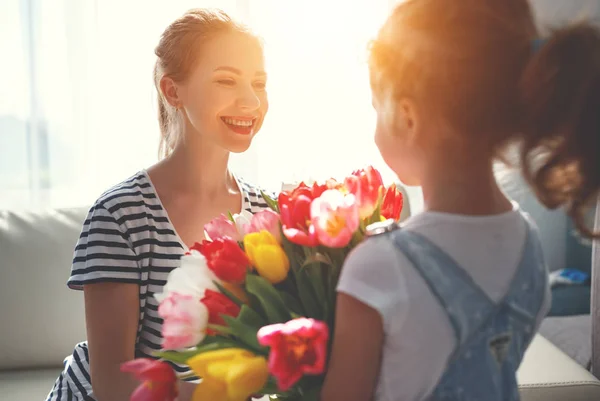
[223,136,254,154]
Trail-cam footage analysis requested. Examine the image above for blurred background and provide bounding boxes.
[2,0,599,211]
[0,0,400,211]
[1,2,599,400]
[0,0,598,267]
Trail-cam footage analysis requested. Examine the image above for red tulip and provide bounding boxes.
[201,289,241,334]
[121,359,177,401]
[381,183,404,221]
[278,182,327,247]
[344,166,384,220]
[191,238,250,284]
[257,318,329,391]
[292,181,329,199]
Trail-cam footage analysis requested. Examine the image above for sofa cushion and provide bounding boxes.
[539,315,592,368]
[518,335,600,401]
[0,368,62,401]
[0,208,89,370]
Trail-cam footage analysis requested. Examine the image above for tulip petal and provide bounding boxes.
[226,356,269,401]
[253,248,289,284]
[193,378,227,401]
[257,318,329,391]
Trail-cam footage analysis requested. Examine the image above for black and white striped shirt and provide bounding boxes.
[46,171,272,401]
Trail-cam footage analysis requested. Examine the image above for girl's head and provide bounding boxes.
[369,0,600,237]
[154,9,268,158]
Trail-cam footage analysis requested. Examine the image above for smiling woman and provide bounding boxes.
[44,8,277,401]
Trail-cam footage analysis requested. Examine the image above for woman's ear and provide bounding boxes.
[159,76,182,108]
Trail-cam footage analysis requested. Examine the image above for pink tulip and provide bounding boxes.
[248,209,282,243]
[158,292,209,350]
[204,214,241,241]
[310,189,359,248]
[121,359,177,401]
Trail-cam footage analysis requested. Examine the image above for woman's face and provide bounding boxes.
[178,32,268,153]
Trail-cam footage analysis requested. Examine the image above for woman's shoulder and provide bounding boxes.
[90,170,157,217]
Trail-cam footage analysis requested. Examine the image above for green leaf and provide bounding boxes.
[301,385,323,401]
[245,274,291,323]
[304,264,326,310]
[222,315,266,354]
[300,252,333,269]
[227,211,235,222]
[153,349,201,365]
[213,281,245,307]
[292,267,321,319]
[366,198,383,226]
[207,323,234,335]
[350,228,365,248]
[195,337,246,352]
[279,291,304,316]
[261,190,280,212]
[238,304,267,328]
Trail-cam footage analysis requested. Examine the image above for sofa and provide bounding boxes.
[1,200,600,401]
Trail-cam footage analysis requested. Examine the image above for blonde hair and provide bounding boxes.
[153,9,257,158]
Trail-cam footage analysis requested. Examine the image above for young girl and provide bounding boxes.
[322,1,600,400]
[46,9,272,401]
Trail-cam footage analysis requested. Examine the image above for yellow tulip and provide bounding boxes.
[244,230,290,284]
[188,348,269,401]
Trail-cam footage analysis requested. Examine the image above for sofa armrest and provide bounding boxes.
[518,334,600,401]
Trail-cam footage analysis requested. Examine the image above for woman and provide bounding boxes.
[46,9,273,401]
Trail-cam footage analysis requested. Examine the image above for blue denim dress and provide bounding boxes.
[388,224,547,401]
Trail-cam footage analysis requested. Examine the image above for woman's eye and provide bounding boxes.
[218,79,235,86]
[253,81,267,90]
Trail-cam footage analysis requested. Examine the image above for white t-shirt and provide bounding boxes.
[337,203,551,401]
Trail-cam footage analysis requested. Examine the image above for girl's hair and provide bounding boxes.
[369,0,600,238]
[153,9,257,158]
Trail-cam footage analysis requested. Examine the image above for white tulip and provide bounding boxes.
[154,251,221,303]
[233,210,253,236]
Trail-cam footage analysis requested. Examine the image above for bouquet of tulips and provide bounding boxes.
[121,166,403,401]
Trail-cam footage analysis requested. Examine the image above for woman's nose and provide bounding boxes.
[236,85,261,111]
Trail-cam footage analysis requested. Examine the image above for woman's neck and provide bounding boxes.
[152,133,238,200]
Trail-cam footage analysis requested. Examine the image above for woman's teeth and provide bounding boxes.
[222,117,253,127]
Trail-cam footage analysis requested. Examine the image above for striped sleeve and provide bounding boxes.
[67,203,140,289]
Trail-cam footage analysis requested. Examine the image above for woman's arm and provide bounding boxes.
[85,282,141,401]
[320,293,384,401]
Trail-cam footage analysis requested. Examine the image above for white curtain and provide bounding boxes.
[0,0,419,211]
